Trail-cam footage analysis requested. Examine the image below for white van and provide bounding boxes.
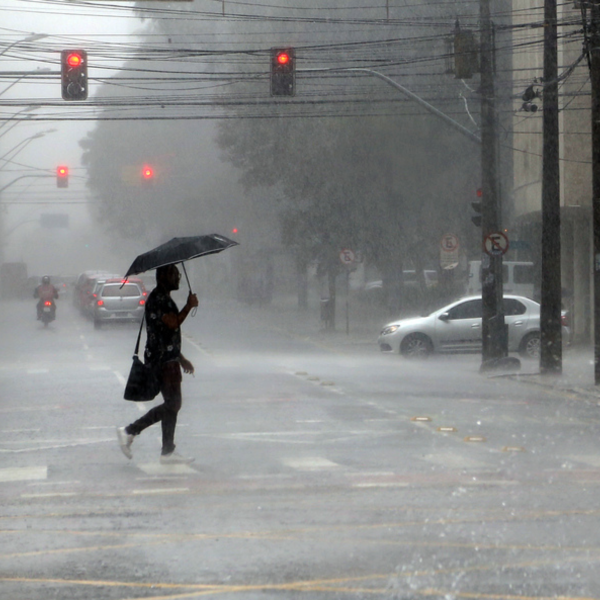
[467,261,535,299]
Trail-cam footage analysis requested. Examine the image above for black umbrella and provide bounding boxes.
[123,234,239,290]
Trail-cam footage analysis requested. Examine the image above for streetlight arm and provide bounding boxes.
[0,33,47,58]
[0,174,50,195]
[0,137,37,165]
[302,67,482,145]
[0,129,56,168]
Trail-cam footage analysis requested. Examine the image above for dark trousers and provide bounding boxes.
[126,361,182,455]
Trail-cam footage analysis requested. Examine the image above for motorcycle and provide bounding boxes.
[40,300,56,326]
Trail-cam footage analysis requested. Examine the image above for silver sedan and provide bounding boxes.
[377,295,545,359]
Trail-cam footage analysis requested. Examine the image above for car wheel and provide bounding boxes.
[400,333,433,359]
[519,332,540,359]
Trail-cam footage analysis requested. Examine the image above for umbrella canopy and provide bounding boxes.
[124,234,239,279]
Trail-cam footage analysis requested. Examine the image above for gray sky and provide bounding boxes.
[0,0,141,274]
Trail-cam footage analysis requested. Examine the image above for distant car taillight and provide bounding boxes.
[97,299,104,306]
[44,301,52,306]
[139,299,145,306]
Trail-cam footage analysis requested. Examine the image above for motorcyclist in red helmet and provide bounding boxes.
[34,276,58,320]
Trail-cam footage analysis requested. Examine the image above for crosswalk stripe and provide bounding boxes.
[0,466,47,482]
[137,463,197,476]
[282,457,341,471]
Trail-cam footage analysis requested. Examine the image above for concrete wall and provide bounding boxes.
[510,0,592,343]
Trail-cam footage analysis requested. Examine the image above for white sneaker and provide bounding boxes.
[116,427,134,459]
[160,451,194,465]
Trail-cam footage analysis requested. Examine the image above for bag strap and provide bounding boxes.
[134,312,145,356]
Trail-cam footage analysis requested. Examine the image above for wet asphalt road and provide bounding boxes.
[2,296,600,599]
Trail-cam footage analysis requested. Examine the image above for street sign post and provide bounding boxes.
[440,233,460,270]
[339,249,355,335]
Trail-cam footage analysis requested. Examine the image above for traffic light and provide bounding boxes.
[61,49,88,101]
[471,188,482,226]
[270,47,295,97]
[141,164,154,186]
[56,165,69,188]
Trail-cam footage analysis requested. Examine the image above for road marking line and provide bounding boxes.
[182,334,211,356]
[423,453,487,469]
[347,471,395,478]
[28,480,80,486]
[283,457,340,471]
[131,488,189,495]
[1,428,41,433]
[137,463,197,476]
[353,482,410,488]
[464,480,519,486]
[21,492,79,499]
[0,466,47,482]
[113,370,126,386]
[0,438,113,454]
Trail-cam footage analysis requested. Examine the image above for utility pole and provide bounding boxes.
[591,0,600,383]
[479,0,507,366]
[540,0,562,374]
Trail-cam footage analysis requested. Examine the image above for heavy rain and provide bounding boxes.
[1,0,599,598]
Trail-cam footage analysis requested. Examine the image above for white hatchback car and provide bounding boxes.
[378,295,548,359]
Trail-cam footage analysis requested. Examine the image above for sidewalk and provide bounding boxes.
[508,346,600,401]
[244,294,600,402]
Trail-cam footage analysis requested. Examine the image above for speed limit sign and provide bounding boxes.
[339,248,356,266]
[440,233,460,252]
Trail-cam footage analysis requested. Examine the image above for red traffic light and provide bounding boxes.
[67,52,83,68]
[276,52,290,65]
[56,165,69,188]
[270,47,295,97]
[61,49,87,101]
[142,165,154,179]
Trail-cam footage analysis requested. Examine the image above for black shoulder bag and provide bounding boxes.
[123,315,161,402]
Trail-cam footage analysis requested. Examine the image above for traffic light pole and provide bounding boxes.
[479,0,507,366]
[590,1,600,383]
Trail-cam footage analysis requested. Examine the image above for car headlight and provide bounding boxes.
[381,325,400,335]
